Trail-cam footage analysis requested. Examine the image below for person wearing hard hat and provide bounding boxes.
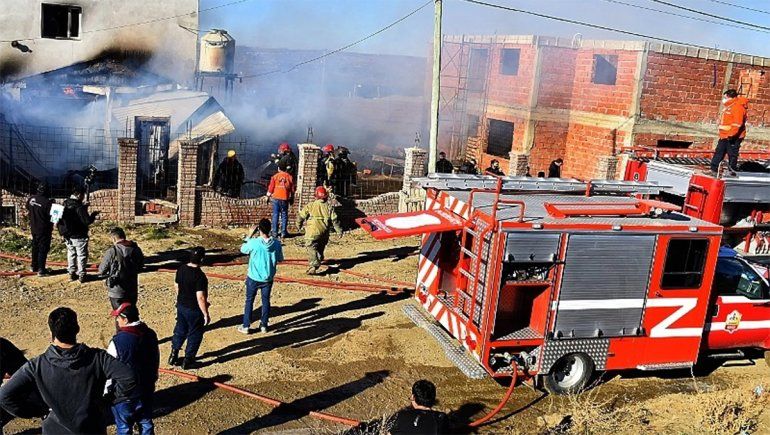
[212,149,245,198]
[317,144,337,190]
[711,89,749,177]
[335,147,357,198]
[274,142,298,183]
[296,186,342,275]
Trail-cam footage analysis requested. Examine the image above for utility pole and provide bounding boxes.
[428,0,442,173]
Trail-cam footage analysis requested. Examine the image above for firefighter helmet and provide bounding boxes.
[278,142,290,153]
[322,144,335,153]
[227,149,236,158]
[315,186,328,199]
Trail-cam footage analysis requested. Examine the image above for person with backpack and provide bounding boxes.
[57,185,99,283]
[98,228,145,310]
[26,182,54,276]
[107,303,159,435]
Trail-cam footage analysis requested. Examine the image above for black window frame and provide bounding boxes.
[713,256,770,300]
[41,3,82,40]
[499,48,520,76]
[660,238,710,289]
[592,54,618,86]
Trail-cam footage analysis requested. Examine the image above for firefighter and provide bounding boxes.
[711,89,749,176]
[485,159,505,176]
[435,151,454,174]
[317,144,337,190]
[335,146,357,198]
[212,150,245,198]
[459,158,479,175]
[274,142,298,182]
[297,186,342,275]
[548,158,563,178]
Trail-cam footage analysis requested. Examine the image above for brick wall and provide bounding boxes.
[1,189,26,225]
[537,46,577,110]
[89,189,118,221]
[177,142,198,227]
[198,191,280,227]
[337,192,401,228]
[563,124,625,180]
[296,144,320,212]
[486,44,537,107]
[402,147,427,190]
[567,49,637,117]
[117,138,138,224]
[530,121,569,175]
[508,152,528,176]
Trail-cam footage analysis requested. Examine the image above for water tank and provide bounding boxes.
[199,29,235,75]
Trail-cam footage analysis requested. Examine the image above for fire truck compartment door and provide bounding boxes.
[554,234,656,339]
[356,210,465,240]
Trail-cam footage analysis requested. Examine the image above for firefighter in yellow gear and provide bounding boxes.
[297,186,343,275]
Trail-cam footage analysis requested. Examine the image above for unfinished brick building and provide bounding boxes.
[438,35,770,180]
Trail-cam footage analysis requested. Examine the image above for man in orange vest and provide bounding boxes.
[267,162,294,238]
[711,89,748,176]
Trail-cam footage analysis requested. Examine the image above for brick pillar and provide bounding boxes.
[508,151,529,176]
[177,141,198,226]
[296,143,320,211]
[403,147,427,189]
[117,138,138,224]
[594,155,619,180]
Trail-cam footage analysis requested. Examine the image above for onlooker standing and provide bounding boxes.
[484,159,505,176]
[1,337,37,433]
[26,182,54,276]
[98,228,145,310]
[387,380,448,435]
[435,152,454,174]
[459,158,479,175]
[0,307,138,434]
[267,162,294,238]
[170,247,210,370]
[57,185,98,282]
[107,303,159,435]
[711,89,749,176]
[238,218,283,334]
[297,186,342,275]
[548,158,563,178]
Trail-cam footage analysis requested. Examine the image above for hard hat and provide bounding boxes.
[315,186,328,199]
[227,149,236,158]
[322,144,335,153]
[338,146,349,155]
[278,142,290,153]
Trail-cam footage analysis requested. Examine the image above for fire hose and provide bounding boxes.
[0,252,519,428]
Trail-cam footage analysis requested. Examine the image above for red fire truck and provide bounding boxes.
[358,174,770,394]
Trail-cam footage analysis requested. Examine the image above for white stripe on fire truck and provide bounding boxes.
[646,298,702,338]
[708,320,770,331]
[552,299,645,310]
[417,234,441,285]
[719,296,770,304]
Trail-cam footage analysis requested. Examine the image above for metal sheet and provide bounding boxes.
[540,338,610,372]
[646,161,694,196]
[554,234,655,338]
[415,174,668,195]
[505,232,561,262]
[724,173,770,203]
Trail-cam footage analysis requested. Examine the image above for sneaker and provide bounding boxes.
[260,326,268,333]
[236,325,250,334]
[69,273,78,281]
[181,358,199,370]
[78,274,87,284]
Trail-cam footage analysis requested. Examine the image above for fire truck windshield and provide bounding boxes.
[714,257,770,300]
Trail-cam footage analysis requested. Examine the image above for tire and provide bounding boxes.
[543,353,595,395]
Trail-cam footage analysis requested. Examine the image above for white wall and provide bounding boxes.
[0,0,198,83]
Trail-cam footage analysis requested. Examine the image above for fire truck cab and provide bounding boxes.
[358,174,770,394]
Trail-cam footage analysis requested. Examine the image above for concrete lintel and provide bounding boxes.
[634,119,770,141]
[484,102,631,130]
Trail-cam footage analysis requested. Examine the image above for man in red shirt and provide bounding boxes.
[711,89,748,176]
[267,162,294,238]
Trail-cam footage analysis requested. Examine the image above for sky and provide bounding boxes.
[199,0,770,61]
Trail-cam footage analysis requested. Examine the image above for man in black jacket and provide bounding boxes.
[0,337,40,433]
[386,380,448,434]
[548,158,563,178]
[0,307,138,434]
[334,147,357,198]
[26,183,54,276]
[435,152,454,174]
[57,185,99,283]
[98,228,145,309]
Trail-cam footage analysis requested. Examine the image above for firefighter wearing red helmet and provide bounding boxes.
[297,185,342,275]
[272,142,298,183]
[317,144,338,190]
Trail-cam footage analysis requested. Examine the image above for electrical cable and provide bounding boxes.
[704,0,770,16]
[599,0,770,34]
[241,0,432,79]
[460,0,758,57]
[647,0,770,31]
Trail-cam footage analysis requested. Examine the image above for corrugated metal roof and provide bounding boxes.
[111,90,230,134]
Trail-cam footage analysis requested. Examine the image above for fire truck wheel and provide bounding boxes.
[543,353,595,395]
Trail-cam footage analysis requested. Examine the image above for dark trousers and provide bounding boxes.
[110,296,138,310]
[271,199,289,237]
[171,305,205,359]
[30,232,52,272]
[243,278,272,328]
[710,137,742,172]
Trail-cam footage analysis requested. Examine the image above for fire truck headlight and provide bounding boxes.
[532,223,543,230]
[612,225,622,231]
[689,226,698,232]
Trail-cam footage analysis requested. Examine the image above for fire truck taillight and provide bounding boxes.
[465,336,477,351]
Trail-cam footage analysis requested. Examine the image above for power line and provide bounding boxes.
[1,0,255,43]
[600,0,770,34]
[460,0,756,57]
[704,0,770,16]
[241,0,432,79]
[647,0,770,31]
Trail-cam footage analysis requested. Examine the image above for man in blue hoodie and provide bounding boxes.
[238,218,283,334]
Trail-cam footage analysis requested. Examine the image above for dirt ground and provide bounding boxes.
[1,224,770,434]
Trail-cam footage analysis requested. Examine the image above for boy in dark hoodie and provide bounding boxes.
[0,307,138,434]
[237,218,283,334]
[107,303,159,435]
[57,185,99,282]
[1,337,37,432]
[98,228,145,310]
[25,182,54,276]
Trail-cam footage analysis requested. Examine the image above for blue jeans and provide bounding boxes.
[271,199,289,236]
[244,278,272,328]
[112,397,153,435]
[171,305,205,359]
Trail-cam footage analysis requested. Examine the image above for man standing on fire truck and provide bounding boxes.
[711,89,748,176]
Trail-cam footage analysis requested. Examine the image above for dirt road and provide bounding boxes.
[1,225,769,434]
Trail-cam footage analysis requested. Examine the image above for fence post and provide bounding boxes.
[594,155,619,180]
[508,151,529,176]
[399,146,427,212]
[177,141,199,226]
[117,138,139,224]
[296,143,320,212]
